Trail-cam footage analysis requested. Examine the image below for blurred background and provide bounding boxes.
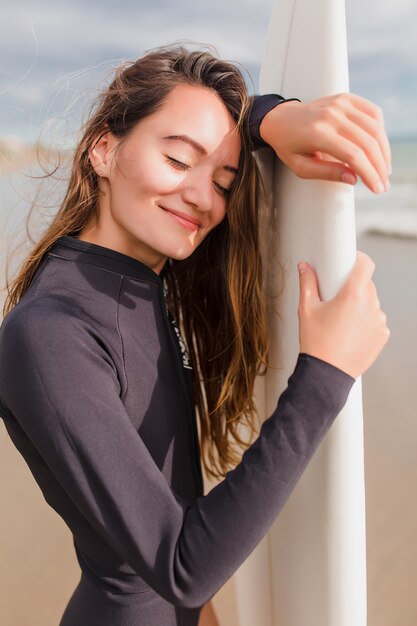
[0,1,416,625]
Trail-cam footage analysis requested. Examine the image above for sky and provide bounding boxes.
[1,0,416,144]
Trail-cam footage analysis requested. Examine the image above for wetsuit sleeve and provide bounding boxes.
[0,298,355,609]
[249,94,302,150]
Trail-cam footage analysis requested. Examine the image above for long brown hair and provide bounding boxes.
[2,44,270,480]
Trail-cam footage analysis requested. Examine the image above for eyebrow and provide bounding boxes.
[162,135,239,174]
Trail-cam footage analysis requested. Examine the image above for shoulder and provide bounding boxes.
[0,294,98,360]
[3,292,85,330]
[0,293,121,402]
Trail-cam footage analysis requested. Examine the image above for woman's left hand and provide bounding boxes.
[259,92,392,195]
[198,600,220,626]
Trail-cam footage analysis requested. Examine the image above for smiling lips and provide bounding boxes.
[161,206,202,231]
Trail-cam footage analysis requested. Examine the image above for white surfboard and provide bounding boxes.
[228,1,368,625]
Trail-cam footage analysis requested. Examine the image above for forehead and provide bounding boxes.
[141,83,241,157]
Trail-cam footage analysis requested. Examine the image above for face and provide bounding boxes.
[81,83,242,275]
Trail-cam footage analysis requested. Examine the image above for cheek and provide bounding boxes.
[207,202,227,232]
[215,205,227,226]
[114,149,184,196]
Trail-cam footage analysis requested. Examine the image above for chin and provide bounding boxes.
[166,247,197,261]
[161,236,203,261]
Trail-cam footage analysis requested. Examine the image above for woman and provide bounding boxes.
[0,45,390,626]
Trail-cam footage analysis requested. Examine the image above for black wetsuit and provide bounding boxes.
[0,95,355,626]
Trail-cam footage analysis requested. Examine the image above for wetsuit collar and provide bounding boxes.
[51,235,163,285]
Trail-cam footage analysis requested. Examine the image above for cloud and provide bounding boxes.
[0,0,271,141]
[0,0,416,140]
[345,0,417,136]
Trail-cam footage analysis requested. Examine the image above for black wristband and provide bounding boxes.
[249,94,302,150]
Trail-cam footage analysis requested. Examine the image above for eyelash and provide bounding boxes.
[165,156,231,197]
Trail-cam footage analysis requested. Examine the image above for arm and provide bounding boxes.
[250,92,392,194]
[0,298,355,609]
[249,94,301,150]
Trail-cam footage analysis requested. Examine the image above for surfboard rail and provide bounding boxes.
[232,1,368,624]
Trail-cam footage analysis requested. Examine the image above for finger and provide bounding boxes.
[367,279,378,301]
[338,117,389,188]
[298,261,320,310]
[345,251,376,290]
[341,93,392,172]
[342,92,383,121]
[293,153,357,184]
[315,130,387,194]
[342,106,392,179]
[314,150,343,163]
[374,106,392,174]
[322,93,392,179]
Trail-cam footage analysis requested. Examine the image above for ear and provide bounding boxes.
[88,129,118,178]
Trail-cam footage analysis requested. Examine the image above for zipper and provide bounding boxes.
[159,286,204,497]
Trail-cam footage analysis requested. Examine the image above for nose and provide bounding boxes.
[180,168,213,214]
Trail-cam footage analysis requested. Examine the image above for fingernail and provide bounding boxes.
[341,172,357,185]
[298,262,308,274]
[375,181,385,194]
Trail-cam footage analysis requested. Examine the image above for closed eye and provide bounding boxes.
[165,155,232,197]
[214,182,231,197]
[165,156,189,170]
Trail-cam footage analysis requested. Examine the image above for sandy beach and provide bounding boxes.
[1,231,416,626]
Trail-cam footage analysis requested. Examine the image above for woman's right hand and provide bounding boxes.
[297,251,390,379]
